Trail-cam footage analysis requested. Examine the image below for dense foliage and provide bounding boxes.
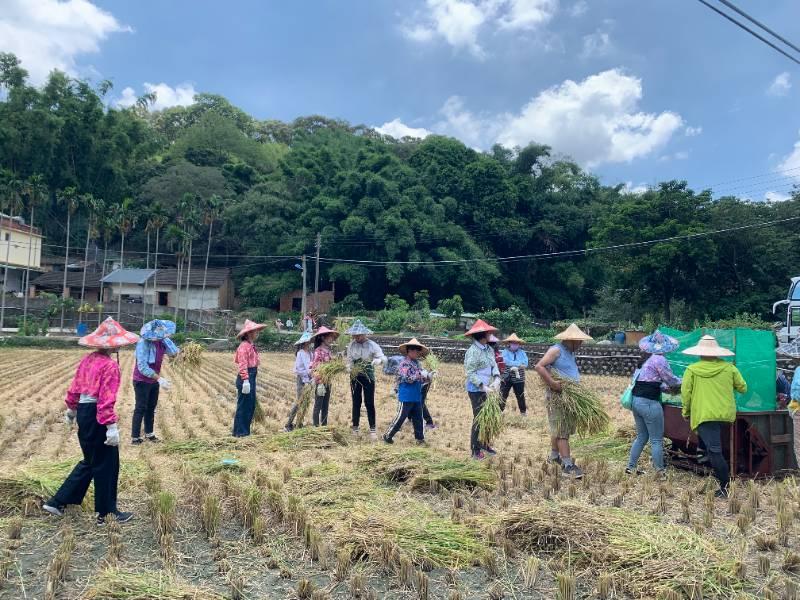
[1,53,798,325]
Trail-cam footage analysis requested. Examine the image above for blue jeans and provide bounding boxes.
[233,367,257,437]
[627,396,665,471]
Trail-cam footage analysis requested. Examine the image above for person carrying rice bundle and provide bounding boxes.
[284,331,314,432]
[464,319,501,460]
[131,319,180,445]
[43,318,139,525]
[383,338,432,445]
[534,323,592,478]
[310,326,339,426]
[345,320,387,440]
[625,330,682,480]
[233,319,267,437]
[500,333,528,416]
[681,335,747,497]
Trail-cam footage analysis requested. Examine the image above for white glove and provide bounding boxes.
[480,383,491,393]
[510,367,520,378]
[490,377,501,392]
[241,380,251,395]
[65,409,76,426]
[371,358,383,367]
[105,423,120,447]
[157,377,172,390]
[316,384,327,397]
[421,369,431,380]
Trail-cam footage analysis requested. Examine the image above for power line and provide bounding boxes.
[716,0,800,55]
[696,0,800,66]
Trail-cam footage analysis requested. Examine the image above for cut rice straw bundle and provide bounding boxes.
[173,341,204,370]
[314,357,348,385]
[359,447,496,490]
[502,502,742,598]
[422,352,440,389]
[295,383,315,427]
[540,371,610,436]
[266,427,349,451]
[475,391,503,445]
[81,568,225,599]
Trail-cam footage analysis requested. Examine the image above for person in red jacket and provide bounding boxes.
[43,318,140,525]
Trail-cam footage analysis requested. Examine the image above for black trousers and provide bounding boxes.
[233,367,257,437]
[385,401,424,441]
[314,387,331,426]
[351,373,376,430]
[51,403,119,515]
[500,379,527,414]
[132,381,159,438]
[697,421,731,490]
[421,382,433,425]
[468,391,488,454]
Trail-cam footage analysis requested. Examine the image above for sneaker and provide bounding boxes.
[97,511,134,526]
[625,467,644,475]
[131,438,143,445]
[382,434,394,445]
[562,463,584,479]
[472,451,486,460]
[145,435,160,443]
[714,488,728,499]
[425,423,437,430]
[43,502,65,517]
[484,446,497,456]
[547,454,562,465]
[655,470,667,481]
[283,425,294,433]
[369,431,378,442]
[416,440,427,446]
[697,455,710,465]
[351,428,360,437]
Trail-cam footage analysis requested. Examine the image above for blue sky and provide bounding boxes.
[3,0,799,199]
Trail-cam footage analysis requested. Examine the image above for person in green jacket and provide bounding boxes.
[681,335,747,497]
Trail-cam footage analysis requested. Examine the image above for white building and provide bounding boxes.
[101,268,234,310]
[0,213,43,296]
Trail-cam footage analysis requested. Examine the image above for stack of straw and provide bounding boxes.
[539,372,610,436]
[475,391,504,445]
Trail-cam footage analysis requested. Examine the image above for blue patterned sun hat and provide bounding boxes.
[294,331,313,346]
[346,319,373,336]
[639,330,679,354]
[140,319,177,341]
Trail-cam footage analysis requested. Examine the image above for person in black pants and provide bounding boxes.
[309,326,340,427]
[345,320,386,440]
[384,338,432,444]
[44,317,138,525]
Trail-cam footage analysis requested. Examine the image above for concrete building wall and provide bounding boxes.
[0,225,42,269]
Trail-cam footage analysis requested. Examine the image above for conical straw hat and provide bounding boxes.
[503,333,525,344]
[554,323,593,341]
[79,317,140,349]
[311,326,340,341]
[464,319,498,337]
[682,335,734,357]
[237,319,267,339]
[398,337,430,358]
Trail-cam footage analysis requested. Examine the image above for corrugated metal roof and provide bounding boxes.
[101,269,156,285]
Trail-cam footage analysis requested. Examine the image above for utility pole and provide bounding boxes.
[301,254,307,319]
[314,232,321,311]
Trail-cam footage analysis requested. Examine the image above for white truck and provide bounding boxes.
[774,276,800,343]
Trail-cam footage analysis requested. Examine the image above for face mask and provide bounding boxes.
[510,343,520,351]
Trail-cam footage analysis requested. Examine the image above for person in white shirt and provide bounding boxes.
[345,320,386,440]
[285,331,314,431]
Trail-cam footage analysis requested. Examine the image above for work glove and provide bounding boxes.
[421,369,431,380]
[64,408,77,426]
[479,383,491,394]
[241,380,251,395]
[489,377,501,393]
[316,383,327,397]
[157,377,172,391]
[104,423,120,447]
[371,358,383,367]
[510,367,520,379]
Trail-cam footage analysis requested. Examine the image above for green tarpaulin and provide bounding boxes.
[660,326,776,412]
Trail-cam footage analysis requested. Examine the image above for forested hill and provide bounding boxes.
[1,52,798,323]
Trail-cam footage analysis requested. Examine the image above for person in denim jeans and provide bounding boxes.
[626,331,682,479]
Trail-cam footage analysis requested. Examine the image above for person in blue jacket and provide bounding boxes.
[500,333,529,416]
[383,338,432,445]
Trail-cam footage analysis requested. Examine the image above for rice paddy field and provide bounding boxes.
[0,347,799,599]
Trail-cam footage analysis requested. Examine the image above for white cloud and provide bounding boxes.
[435,96,505,149]
[685,126,702,137]
[765,191,791,202]
[658,151,689,162]
[777,131,800,181]
[401,0,558,57]
[0,0,130,84]
[623,182,648,195]
[767,72,791,97]
[569,1,588,17]
[580,30,612,59]
[375,118,433,139]
[496,69,684,168]
[114,82,197,110]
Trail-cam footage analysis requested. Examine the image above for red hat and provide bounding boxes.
[311,326,339,341]
[79,317,140,349]
[464,319,498,337]
[237,319,267,339]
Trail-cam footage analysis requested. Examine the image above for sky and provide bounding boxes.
[2,0,799,200]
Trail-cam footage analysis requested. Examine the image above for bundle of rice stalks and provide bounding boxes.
[174,341,204,370]
[265,427,349,451]
[541,373,610,436]
[359,447,496,490]
[421,353,440,373]
[295,384,315,427]
[253,399,266,425]
[81,568,225,599]
[475,392,503,445]
[314,357,348,385]
[501,502,741,598]
[159,438,243,454]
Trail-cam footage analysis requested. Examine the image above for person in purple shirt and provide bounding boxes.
[625,330,682,479]
[131,319,180,444]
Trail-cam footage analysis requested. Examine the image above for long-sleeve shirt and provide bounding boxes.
[464,341,499,392]
[65,352,121,425]
[234,340,260,381]
[502,348,529,368]
[637,354,682,390]
[133,338,179,382]
[792,367,800,401]
[397,356,425,403]
[294,349,313,383]
[346,339,386,368]
[493,348,506,374]
[310,345,332,384]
